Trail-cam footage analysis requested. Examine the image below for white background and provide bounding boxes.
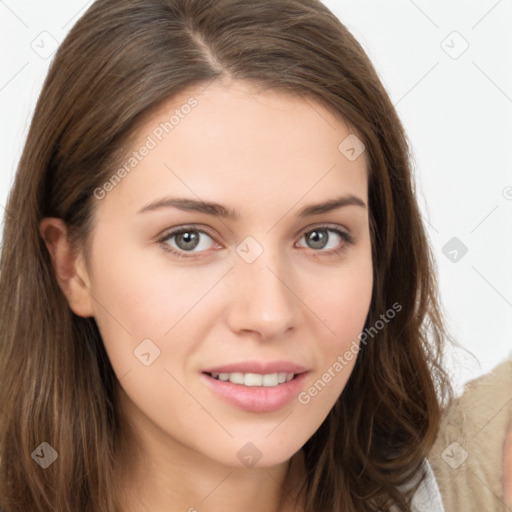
[1,0,511,393]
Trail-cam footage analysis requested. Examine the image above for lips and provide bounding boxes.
[200,360,310,412]
[200,370,309,412]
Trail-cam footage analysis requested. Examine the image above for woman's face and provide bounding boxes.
[78,79,373,468]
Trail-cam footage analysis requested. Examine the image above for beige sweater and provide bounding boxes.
[428,356,512,511]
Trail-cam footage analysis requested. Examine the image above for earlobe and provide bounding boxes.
[39,217,95,318]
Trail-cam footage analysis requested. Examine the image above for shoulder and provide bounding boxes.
[428,355,512,511]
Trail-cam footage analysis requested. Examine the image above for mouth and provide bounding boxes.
[202,371,301,387]
[200,370,309,413]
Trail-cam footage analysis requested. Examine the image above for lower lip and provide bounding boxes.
[200,372,309,413]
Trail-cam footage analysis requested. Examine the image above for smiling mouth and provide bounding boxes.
[203,371,299,387]
[201,370,309,412]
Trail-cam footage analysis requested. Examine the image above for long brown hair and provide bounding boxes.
[0,0,453,510]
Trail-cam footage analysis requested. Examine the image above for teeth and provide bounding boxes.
[209,372,295,386]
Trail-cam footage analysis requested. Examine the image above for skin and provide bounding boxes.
[40,79,373,512]
[505,420,512,508]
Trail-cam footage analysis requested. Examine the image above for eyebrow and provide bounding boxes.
[137,194,366,220]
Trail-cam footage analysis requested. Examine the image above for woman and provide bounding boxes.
[0,0,453,510]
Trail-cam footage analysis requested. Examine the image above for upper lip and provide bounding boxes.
[202,361,309,375]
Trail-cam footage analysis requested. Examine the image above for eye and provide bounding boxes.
[296,225,354,256]
[157,225,217,258]
[157,224,354,259]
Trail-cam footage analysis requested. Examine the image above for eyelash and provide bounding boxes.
[156,224,354,260]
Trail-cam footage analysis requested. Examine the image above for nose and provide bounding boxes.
[224,243,298,340]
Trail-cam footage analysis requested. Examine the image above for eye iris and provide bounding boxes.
[307,229,328,249]
[176,231,200,250]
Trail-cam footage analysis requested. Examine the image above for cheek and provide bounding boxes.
[87,244,218,443]
[321,275,372,332]
[307,252,373,342]
[300,253,373,393]
[86,230,215,376]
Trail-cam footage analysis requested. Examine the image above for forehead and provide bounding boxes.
[97,79,368,219]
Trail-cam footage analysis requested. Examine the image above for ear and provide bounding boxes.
[39,217,94,318]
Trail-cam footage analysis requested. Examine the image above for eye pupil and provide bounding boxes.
[307,229,328,249]
[176,231,200,250]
